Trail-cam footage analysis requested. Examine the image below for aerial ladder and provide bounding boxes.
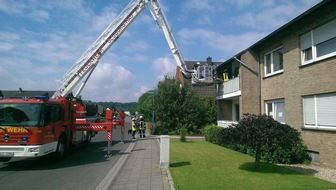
[52,0,215,99]
[0,0,217,162]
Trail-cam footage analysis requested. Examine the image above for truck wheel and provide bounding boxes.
[0,157,12,162]
[85,131,92,145]
[55,135,67,161]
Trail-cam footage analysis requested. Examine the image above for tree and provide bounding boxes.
[151,75,217,135]
[154,75,183,133]
[234,113,302,170]
[137,93,153,122]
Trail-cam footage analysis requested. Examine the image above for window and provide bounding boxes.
[300,19,336,65]
[0,103,41,126]
[41,104,63,126]
[303,93,336,130]
[264,47,283,76]
[265,100,285,123]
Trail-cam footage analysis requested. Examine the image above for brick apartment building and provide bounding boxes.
[216,0,336,168]
[216,51,259,127]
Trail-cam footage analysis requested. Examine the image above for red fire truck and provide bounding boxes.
[0,0,215,162]
[0,95,124,162]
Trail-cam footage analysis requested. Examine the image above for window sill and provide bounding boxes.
[300,54,336,68]
[300,60,323,68]
[301,126,336,132]
[263,71,283,79]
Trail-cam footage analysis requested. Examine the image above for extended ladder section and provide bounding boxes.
[148,0,192,78]
[52,0,214,99]
[52,0,147,99]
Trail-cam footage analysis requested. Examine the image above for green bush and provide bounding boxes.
[204,124,224,145]
[179,126,187,142]
[152,124,169,135]
[260,140,311,164]
[204,114,311,167]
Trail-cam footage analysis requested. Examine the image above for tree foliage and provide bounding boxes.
[154,76,183,133]
[139,75,217,135]
[94,101,137,115]
[137,93,154,122]
[234,113,305,170]
[204,116,311,170]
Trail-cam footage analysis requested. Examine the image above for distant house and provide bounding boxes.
[0,89,55,98]
[216,0,336,168]
[175,57,221,97]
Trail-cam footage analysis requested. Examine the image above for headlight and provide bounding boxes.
[28,147,40,153]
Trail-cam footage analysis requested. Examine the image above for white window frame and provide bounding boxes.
[264,47,284,77]
[303,93,336,131]
[300,18,336,65]
[265,99,285,124]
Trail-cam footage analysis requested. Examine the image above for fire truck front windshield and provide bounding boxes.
[0,103,41,126]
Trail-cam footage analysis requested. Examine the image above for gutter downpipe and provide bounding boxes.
[248,49,261,115]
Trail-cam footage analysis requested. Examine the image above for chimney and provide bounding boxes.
[206,56,212,65]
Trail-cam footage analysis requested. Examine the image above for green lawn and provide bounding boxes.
[169,139,336,190]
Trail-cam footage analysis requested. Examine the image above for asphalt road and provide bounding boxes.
[0,117,132,190]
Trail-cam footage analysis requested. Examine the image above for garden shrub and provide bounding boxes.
[204,124,223,145]
[234,114,311,166]
[152,124,169,135]
[204,114,311,168]
[179,126,187,142]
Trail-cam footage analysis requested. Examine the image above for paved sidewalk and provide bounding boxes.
[108,136,171,190]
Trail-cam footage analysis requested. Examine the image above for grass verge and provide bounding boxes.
[169,139,336,190]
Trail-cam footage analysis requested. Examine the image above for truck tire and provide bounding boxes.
[84,131,92,145]
[0,157,12,162]
[55,134,67,161]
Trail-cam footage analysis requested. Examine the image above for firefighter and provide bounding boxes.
[131,117,137,139]
[139,116,145,138]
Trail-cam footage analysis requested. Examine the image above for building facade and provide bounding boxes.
[216,0,336,168]
[216,51,259,127]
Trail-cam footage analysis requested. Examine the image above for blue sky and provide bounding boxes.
[0,0,320,102]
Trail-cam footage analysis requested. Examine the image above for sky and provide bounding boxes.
[0,0,321,102]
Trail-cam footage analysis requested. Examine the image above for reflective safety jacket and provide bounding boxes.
[132,121,137,131]
[139,120,145,130]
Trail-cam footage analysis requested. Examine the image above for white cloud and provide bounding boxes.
[0,32,20,41]
[152,57,176,80]
[123,40,150,53]
[133,85,152,101]
[27,9,50,22]
[0,43,14,51]
[224,0,254,9]
[232,0,321,31]
[0,0,26,14]
[0,64,45,91]
[90,6,118,32]
[178,28,267,57]
[234,3,296,30]
[197,15,213,25]
[183,0,213,11]
[79,62,137,102]
[0,66,14,85]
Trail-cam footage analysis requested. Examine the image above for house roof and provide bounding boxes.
[0,89,55,98]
